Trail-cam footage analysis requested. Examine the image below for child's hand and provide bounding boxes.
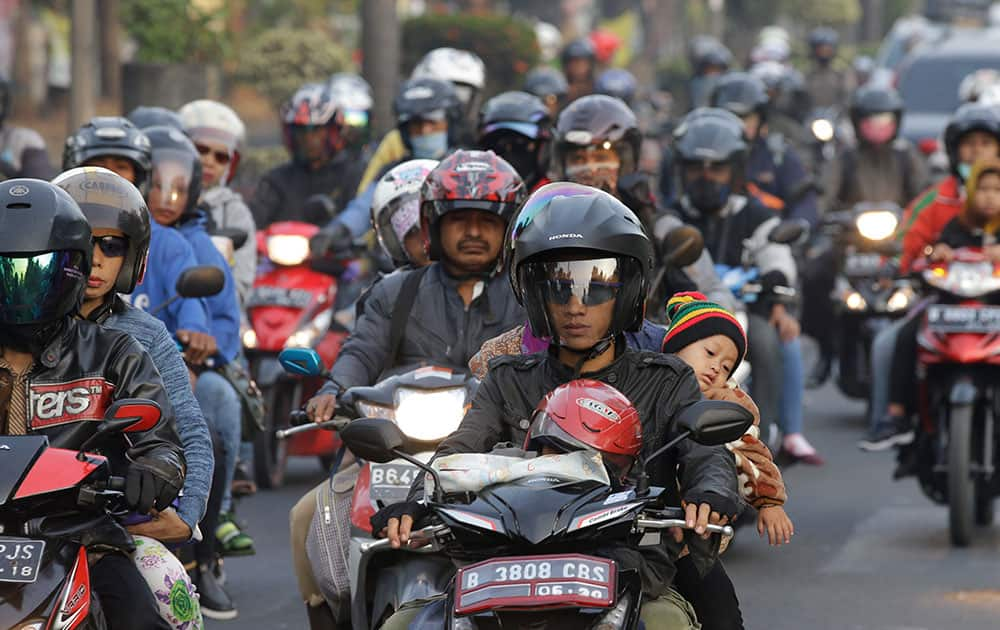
[930,243,954,262]
[985,244,1000,264]
[757,506,794,546]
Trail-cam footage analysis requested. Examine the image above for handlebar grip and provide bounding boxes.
[289,410,310,426]
[108,476,126,492]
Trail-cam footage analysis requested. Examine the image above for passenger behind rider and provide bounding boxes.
[861,103,1000,450]
[178,99,257,303]
[144,125,251,616]
[808,83,929,386]
[560,38,597,103]
[63,116,217,363]
[312,77,465,252]
[476,90,553,192]
[292,151,527,629]
[55,167,212,628]
[668,107,822,464]
[251,82,366,228]
[0,180,184,630]
[876,160,1000,457]
[376,184,741,630]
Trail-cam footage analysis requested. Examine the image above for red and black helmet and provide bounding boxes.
[420,149,527,261]
[525,379,642,482]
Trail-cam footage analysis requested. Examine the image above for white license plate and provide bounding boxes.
[927,305,1000,333]
[845,253,883,276]
[455,554,614,615]
[369,461,421,503]
[247,286,313,309]
[0,537,45,583]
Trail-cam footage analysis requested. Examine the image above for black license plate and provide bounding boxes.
[247,286,313,309]
[455,554,615,615]
[369,461,421,503]
[0,537,45,583]
[927,305,1000,333]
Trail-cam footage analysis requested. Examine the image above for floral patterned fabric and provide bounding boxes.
[130,535,203,630]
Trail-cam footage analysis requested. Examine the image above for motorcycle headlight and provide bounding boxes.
[811,118,834,142]
[267,234,310,266]
[845,291,867,311]
[284,308,333,349]
[356,400,395,420]
[242,327,258,349]
[886,287,913,312]
[855,210,898,242]
[395,387,467,442]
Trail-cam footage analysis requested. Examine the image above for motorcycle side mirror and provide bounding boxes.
[768,219,809,245]
[662,225,704,268]
[339,417,445,501]
[176,265,225,298]
[212,227,249,250]
[675,399,755,446]
[278,348,329,378]
[303,194,337,225]
[77,399,163,459]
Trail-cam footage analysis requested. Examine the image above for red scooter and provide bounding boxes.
[243,220,352,488]
[0,399,162,629]
[910,249,1000,546]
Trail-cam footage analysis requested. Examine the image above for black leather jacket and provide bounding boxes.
[1,318,185,489]
[408,344,740,598]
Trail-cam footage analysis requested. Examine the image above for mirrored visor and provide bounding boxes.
[0,250,86,324]
[536,257,622,306]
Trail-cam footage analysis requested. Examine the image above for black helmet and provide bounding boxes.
[52,167,151,294]
[478,91,552,186]
[944,103,1000,179]
[553,94,641,178]
[561,38,596,68]
[808,27,839,53]
[595,69,638,106]
[143,125,203,223]
[524,67,569,101]
[709,72,770,120]
[394,77,464,153]
[673,108,748,211]
[0,179,92,335]
[689,36,732,75]
[507,183,653,343]
[63,117,153,193]
[127,106,183,131]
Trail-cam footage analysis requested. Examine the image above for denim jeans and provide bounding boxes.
[195,369,242,514]
[779,336,805,436]
[869,320,902,431]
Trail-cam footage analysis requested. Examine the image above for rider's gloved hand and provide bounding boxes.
[309,222,353,258]
[126,456,184,514]
[371,501,428,549]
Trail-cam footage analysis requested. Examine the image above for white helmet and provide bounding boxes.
[371,159,438,265]
[178,99,246,183]
[534,22,563,64]
[411,47,486,107]
[959,68,1000,103]
[328,72,373,112]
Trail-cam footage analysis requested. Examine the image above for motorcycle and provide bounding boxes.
[334,398,752,629]
[243,220,355,488]
[906,249,1000,546]
[0,399,163,629]
[821,202,914,400]
[276,348,477,629]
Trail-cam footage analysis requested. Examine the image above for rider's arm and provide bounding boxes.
[250,175,283,229]
[328,180,377,239]
[356,130,407,195]
[221,195,258,304]
[775,146,819,229]
[160,229,211,334]
[683,249,743,315]
[750,216,797,286]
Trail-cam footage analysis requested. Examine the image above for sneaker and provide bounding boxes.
[191,563,238,620]
[215,512,256,557]
[858,417,914,452]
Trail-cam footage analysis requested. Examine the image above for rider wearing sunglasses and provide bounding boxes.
[376,184,741,630]
[179,99,256,303]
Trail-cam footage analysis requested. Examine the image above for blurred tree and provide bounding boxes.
[120,0,229,63]
[237,27,352,108]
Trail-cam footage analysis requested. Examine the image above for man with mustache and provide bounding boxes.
[295,150,526,628]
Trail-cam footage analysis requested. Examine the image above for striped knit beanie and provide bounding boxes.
[661,291,747,371]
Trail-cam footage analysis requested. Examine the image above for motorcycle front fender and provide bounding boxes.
[368,555,453,629]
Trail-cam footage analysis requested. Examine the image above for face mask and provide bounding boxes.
[410,131,448,159]
[686,176,731,213]
[858,115,897,145]
[958,163,973,181]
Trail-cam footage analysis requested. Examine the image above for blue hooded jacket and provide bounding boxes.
[127,220,211,335]
[175,210,241,365]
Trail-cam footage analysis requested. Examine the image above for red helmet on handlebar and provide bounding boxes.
[525,379,641,481]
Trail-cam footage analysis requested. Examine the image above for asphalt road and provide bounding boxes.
[207,381,1000,629]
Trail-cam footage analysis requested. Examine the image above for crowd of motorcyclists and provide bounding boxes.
[1,18,1000,630]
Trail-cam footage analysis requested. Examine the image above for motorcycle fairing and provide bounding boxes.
[0,436,50,506]
[13,448,105,502]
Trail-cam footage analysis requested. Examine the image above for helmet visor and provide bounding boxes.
[149,149,195,219]
[481,121,542,140]
[533,257,622,306]
[0,250,86,324]
[376,193,421,261]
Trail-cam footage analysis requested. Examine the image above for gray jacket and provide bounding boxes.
[202,186,257,303]
[322,264,525,393]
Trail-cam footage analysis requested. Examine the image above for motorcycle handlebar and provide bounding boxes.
[108,476,126,492]
[636,517,733,538]
[275,416,349,440]
[360,524,448,554]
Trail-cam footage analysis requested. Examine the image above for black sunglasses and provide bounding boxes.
[93,235,128,258]
[543,278,622,306]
